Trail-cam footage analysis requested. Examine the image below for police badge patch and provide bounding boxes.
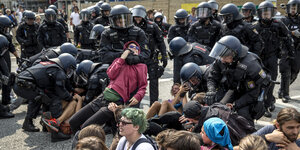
[247,81,255,89]
[259,69,266,78]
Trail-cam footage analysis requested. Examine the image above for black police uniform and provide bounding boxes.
[16,22,40,58]
[99,26,149,64]
[168,24,190,43]
[253,19,294,106]
[94,16,110,26]
[57,18,69,34]
[188,19,221,48]
[74,22,95,49]
[207,52,267,125]
[37,21,67,49]
[220,20,263,56]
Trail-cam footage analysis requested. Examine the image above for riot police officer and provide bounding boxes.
[16,11,40,59]
[0,15,20,107]
[18,42,78,72]
[0,35,14,118]
[208,0,221,22]
[253,1,295,115]
[75,60,109,105]
[74,9,94,49]
[37,9,67,49]
[169,37,214,83]
[207,35,269,125]
[94,2,111,26]
[187,2,221,48]
[13,53,76,132]
[281,0,300,102]
[48,5,70,42]
[242,2,258,23]
[154,12,171,38]
[89,24,105,50]
[219,3,263,56]
[168,9,190,43]
[88,5,101,24]
[99,5,150,64]
[132,5,167,105]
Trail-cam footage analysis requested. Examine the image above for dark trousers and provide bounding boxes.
[2,51,11,105]
[290,50,300,84]
[147,61,159,106]
[279,57,291,97]
[262,55,278,108]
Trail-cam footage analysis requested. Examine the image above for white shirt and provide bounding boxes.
[116,134,155,150]
[70,12,81,26]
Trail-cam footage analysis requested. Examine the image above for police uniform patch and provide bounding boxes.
[247,81,255,89]
[259,69,266,78]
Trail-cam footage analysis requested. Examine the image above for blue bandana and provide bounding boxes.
[203,117,233,150]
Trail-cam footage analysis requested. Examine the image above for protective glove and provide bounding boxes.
[16,57,22,66]
[204,91,217,105]
[293,29,300,38]
[161,55,168,68]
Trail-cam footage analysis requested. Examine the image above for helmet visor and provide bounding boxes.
[89,30,98,39]
[80,13,90,21]
[196,8,211,18]
[209,42,236,59]
[242,9,252,18]
[46,14,56,22]
[131,8,147,18]
[219,13,233,24]
[258,8,275,19]
[66,66,75,78]
[288,4,299,15]
[109,14,133,29]
[210,3,219,10]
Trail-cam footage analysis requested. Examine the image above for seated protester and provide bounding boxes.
[206,35,270,125]
[116,108,155,150]
[74,60,109,105]
[146,83,183,119]
[76,136,108,150]
[235,135,268,150]
[13,54,76,134]
[169,37,214,83]
[72,124,106,149]
[18,42,77,73]
[69,41,147,134]
[252,107,300,150]
[89,24,105,50]
[181,101,256,146]
[201,117,233,150]
[155,129,177,150]
[163,130,201,150]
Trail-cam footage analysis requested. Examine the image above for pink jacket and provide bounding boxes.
[107,58,148,103]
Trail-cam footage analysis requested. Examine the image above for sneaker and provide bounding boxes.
[42,118,60,132]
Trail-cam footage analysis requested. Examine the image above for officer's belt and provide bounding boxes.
[15,76,36,89]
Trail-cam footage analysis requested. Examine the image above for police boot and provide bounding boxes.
[22,117,40,132]
[281,75,291,103]
[269,101,276,112]
[278,89,283,99]
[264,108,272,118]
[51,131,71,142]
[0,110,14,119]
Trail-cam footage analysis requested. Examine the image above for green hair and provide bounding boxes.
[121,108,148,133]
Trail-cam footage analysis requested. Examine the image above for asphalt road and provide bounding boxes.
[1,55,300,150]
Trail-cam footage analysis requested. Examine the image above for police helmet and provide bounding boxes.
[154,12,164,26]
[286,0,300,15]
[257,1,276,23]
[0,15,12,34]
[89,24,105,40]
[59,43,78,56]
[0,35,9,55]
[180,62,203,83]
[24,11,36,20]
[96,1,104,8]
[45,9,57,23]
[48,5,58,14]
[89,5,101,17]
[242,2,257,18]
[196,2,212,19]
[80,9,91,22]
[76,60,93,82]
[109,5,133,29]
[101,3,111,11]
[174,9,189,26]
[209,35,247,60]
[132,5,147,19]
[208,0,219,12]
[219,3,243,25]
[50,53,77,78]
[169,37,192,56]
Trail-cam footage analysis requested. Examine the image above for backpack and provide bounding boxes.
[122,135,159,150]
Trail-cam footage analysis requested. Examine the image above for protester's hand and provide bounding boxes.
[204,91,216,105]
[108,102,119,112]
[74,88,85,94]
[293,29,300,38]
[129,97,139,106]
[226,103,233,109]
[277,142,300,150]
[265,129,291,146]
[179,115,189,123]
[179,83,190,94]
[121,50,131,59]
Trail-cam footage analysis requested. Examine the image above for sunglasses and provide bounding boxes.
[118,120,133,126]
[129,45,140,50]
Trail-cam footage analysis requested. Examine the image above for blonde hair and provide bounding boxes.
[239,135,268,150]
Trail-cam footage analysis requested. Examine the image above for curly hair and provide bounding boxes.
[239,135,268,150]
[121,108,148,133]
